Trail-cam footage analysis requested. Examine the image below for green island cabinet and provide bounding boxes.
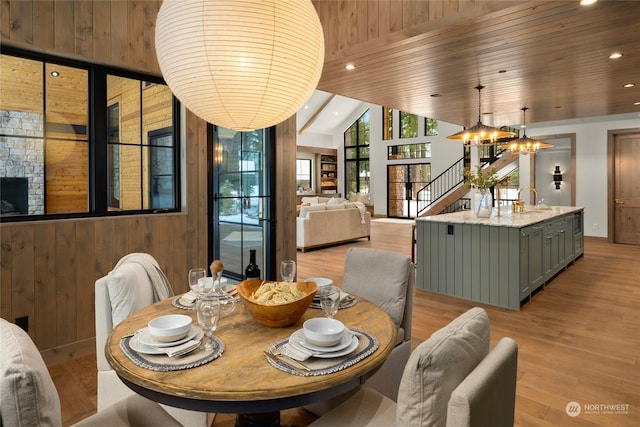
[415,207,584,310]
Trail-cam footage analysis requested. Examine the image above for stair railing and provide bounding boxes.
[415,145,514,216]
[416,156,465,216]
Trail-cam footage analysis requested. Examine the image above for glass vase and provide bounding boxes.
[475,188,493,218]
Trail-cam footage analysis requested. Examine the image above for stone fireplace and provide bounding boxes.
[1,177,28,215]
[0,110,45,216]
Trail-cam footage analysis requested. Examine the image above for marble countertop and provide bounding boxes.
[416,206,583,228]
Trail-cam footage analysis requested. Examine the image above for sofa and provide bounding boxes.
[297,202,371,251]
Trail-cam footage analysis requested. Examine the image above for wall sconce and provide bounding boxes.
[215,144,224,164]
[553,165,563,190]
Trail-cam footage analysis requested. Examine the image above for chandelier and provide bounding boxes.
[447,85,515,145]
[155,0,325,131]
[501,107,553,155]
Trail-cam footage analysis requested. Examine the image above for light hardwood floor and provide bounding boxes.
[51,219,640,426]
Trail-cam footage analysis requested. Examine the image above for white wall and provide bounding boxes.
[330,105,463,216]
[528,113,640,238]
[296,102,637,238]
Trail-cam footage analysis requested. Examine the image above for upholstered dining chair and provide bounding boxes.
[95,253,208,426]
[308,307,519,427]
[342,247,415,401]
[0,318,181,427]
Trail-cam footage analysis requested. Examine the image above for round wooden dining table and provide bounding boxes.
[105,294,397,427]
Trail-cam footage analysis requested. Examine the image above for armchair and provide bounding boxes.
[95,253,208,426]
[309,307,519,427]
[0,318,181,427]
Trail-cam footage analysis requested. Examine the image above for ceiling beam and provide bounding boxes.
[298,94,336,135]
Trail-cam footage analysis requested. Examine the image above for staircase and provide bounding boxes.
[416,149,518,217]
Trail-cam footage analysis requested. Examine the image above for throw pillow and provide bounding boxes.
[0,318,62,427]
[327,197,343,205]
[107,263,154,326]
[299,203,326,218]
[301,196,319,205]
[396,307,490,427]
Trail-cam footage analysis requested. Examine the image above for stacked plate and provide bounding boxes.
[286,328,358,359]
[129,326,203,356]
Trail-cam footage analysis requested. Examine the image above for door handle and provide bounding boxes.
[615,198,624,205]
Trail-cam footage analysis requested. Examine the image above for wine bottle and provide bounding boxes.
[245,249,261,279]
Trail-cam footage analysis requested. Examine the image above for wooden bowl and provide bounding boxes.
[237,279,317,327]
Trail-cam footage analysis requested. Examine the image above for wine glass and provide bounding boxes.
[196,296,220,351]
[280,260,296,282]
[319,285,341,319]
[188,268,206,296]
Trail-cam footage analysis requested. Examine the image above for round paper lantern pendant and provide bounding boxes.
[155,0,325,131]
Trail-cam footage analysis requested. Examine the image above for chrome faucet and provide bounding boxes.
[517,186,538,208]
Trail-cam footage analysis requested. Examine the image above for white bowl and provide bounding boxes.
[303,317,345,347]
[304,277,333,288]
[148,314,192,343]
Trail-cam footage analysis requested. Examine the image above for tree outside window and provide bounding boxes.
[400,111,418,138]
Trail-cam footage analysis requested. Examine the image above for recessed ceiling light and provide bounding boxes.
[50,71,59,77]
[304,105,309,109]
[609,52,623,59]
[623,83,635,88]
[345,63,355,70]
[580,0,598,6]
[333,111,339,115]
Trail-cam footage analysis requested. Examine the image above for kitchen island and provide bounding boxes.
[415,206,584,310]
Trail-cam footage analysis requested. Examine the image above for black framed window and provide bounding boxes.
[400,111,418,138]
[382,107,393,140]
[0,47,180,222]
[296,159,312,192]
[388,143,431,160]
[424,117,438,136]
[344,109,370,195]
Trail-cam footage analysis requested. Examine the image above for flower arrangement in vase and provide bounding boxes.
[464,166,503,217]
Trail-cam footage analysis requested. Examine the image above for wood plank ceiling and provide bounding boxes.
[314,0,640,128]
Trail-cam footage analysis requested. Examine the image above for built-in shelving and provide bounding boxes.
[320,154,338,194]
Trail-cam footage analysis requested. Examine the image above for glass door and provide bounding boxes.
[211,127,272,281]
[387,163,431,218]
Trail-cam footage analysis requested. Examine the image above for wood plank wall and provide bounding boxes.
[1,0,297,364]
[312,0,484,56]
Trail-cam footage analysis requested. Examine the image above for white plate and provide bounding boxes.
[290,329,353,353]
[310,336,359,359]
[130,328,204,355]
[137,325,199,348]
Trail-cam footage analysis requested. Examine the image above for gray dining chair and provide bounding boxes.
[0,317,181,427]
[305,248,414,416]
[308,307,519,427]
[95,253,208,426]
[342,247,415,401]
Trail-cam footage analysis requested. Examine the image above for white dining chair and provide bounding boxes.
[95,253,209,426]
[0,317,181,427]
[308,307,519,427]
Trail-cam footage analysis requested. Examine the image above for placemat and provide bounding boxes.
[120,336,224,371]
[265,328,378,377]
[309,296,357,310]
[171,295,195,311]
